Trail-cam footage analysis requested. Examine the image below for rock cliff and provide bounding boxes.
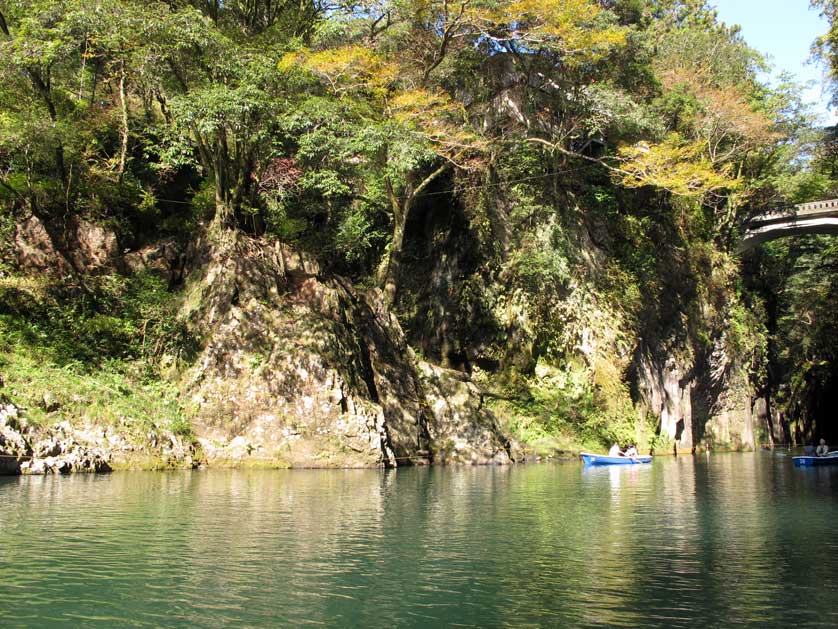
[181,234,513,467]
[628,247,765,453]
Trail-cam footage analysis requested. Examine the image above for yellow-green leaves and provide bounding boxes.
[285,47,481,166]
[389,88,481,163]
[617,135,740,198]
[474,0,626,61]
[634,18,777,203]
[281,46,398,97]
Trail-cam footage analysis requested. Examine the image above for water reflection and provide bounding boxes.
[2,455,838,626]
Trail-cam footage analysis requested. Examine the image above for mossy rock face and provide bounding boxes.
[419,362,512,465]
[632,323,759,454]
[14,215,122,278]
[182,237,513,468]
[1,233,515,470]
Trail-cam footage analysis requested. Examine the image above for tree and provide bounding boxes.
[813,0,838,106]
[285,43,477,302]
[0,0,150,239]
[610,7,778,242]
[286,0,627,303]
[0,1,78,213]
[128,1,326,234]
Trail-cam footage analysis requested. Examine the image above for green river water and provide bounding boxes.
[2,452,837,627]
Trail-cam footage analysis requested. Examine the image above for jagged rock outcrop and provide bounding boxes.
[0,385,198,475]
[0,397,25,475]
[0,399,111,474]
[15,215,121,276]
[634,352,693,450]
[419,362,511,464]
[183,235,513,467]
[633,334,759,453]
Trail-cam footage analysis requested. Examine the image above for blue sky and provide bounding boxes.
[712,0,835,122]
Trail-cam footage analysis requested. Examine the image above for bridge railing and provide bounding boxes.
[739,199,838,251]
[794,198,838,213]
[747,198,838,227]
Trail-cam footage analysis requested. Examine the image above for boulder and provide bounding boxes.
[419,362,512,464]
[123,239,183,283]
[41,392,61,413]
[14,215,121,276]
[14,216,75,276]
[26,459,46,475]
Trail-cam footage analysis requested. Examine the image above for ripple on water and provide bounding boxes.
[3,458,838,626]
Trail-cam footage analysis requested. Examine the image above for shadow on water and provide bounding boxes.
[2,456,838,626]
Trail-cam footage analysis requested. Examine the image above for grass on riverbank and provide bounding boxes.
[0,273,192,437]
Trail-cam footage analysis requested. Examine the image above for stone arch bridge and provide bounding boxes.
[740,199,838,251]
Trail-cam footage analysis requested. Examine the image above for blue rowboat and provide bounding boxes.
[793,455,838,467]
[580,452,653,466]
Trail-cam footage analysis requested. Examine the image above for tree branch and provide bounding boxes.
[523,137,630,177]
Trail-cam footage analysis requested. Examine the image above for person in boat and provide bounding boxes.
[608,443,623,457]
[816,439,829,457]
[804,443,816,456]
[624,445,638,457]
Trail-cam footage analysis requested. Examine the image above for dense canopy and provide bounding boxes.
[1,0,836,451]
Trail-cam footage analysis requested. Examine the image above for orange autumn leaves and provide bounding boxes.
[617,69,777,199]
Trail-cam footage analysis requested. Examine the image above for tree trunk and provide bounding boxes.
[383,202,407,306]
[117,59,128,183]
[210,160,243,235]
[212,180,236,234]
[381,162,451,306]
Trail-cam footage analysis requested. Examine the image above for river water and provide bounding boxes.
[1,452,837,627]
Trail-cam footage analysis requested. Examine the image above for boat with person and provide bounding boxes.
[580,452,653,466]
[793,452,838,467]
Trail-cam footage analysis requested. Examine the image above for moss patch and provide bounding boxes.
[478,358,656,455]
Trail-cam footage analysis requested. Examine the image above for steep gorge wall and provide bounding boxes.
[8,196,767,463]
[394,186,766,453]
[625,245,765,452]
[7,219,513,469]
[632,346,761,452]
[179,235,512,467]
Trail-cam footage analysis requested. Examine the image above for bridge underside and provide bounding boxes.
[739,218,838,252]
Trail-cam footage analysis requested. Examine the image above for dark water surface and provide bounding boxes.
[2,452,838,627]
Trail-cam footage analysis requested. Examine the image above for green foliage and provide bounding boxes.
[507,232,571,296]
[726,300,768,378]
[335,205,384,265]
[753,235,838,436]
[0,349,185,432]
[481,358,653,454]
[0,272,191,368]
[0,272,191,433]
[813,0,838,106]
